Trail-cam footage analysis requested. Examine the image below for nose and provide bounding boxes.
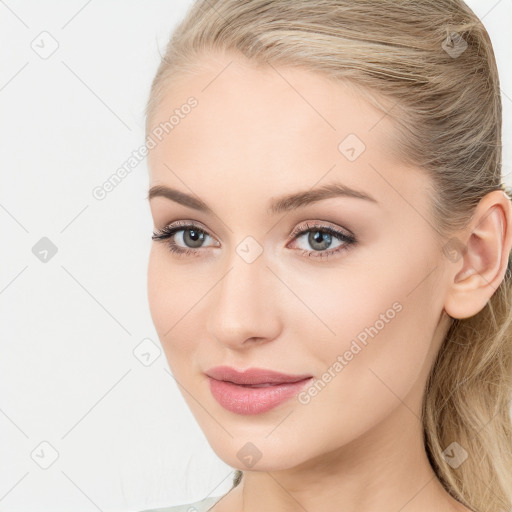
[206,253,282,349]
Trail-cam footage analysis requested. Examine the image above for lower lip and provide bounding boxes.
[207,376,313,415]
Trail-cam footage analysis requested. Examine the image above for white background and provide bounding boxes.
[1,1,511,511]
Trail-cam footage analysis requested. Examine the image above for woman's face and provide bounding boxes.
[146,52,453,472]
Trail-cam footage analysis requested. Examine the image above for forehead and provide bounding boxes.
[146,52,431,220]
[148,52,392,154]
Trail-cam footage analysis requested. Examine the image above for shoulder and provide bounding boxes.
[138,495,223,512]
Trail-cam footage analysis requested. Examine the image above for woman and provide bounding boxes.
[141,1,512,511]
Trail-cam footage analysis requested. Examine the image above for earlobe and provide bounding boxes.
[443,191,512,320]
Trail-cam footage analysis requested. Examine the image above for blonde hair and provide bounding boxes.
[146,1,512,510]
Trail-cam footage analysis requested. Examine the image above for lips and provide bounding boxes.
[205,366,314,415]
[205,365,312,385]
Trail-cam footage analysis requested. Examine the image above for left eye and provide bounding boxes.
[287,221,356,258]
[291,227,349,252]
[152,221,356,259]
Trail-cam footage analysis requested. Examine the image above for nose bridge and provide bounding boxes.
[206,244,280,346]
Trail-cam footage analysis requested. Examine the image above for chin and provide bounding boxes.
[203,431,314,473]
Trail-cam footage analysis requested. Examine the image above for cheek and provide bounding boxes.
[289,254,439,431]
[147,248,172,336]
[297,305,431,451]
[147,247,209,367]
[147,248,190,347]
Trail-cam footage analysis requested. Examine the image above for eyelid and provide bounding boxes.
[287,220,354,241]
[155,219,218,240]
[166,219,210,232]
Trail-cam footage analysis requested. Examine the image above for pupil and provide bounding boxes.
[185,229,204,248]
[309,230,331,251]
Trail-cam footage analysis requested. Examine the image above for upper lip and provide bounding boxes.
[205,365,313,385]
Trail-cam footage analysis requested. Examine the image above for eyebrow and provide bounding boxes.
[147,182,378,215]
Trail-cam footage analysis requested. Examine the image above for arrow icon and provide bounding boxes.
[30,440,59,469]
[338,134,365,161]
[444,448,454,459]
[442,32,467,58]
[134,338,161,366]
[236,236,263,263]
[236,441,263,467]
[32,237,58,262]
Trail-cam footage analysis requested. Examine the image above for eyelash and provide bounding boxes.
[151,220,357,260]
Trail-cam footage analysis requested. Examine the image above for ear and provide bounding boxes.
[443,189,512,320]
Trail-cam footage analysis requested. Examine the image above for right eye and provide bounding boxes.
[152,221,219,256]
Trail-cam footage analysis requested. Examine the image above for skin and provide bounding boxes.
[146,50,512,512]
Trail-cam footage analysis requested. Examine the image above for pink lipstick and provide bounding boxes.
[206,366,313,415]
